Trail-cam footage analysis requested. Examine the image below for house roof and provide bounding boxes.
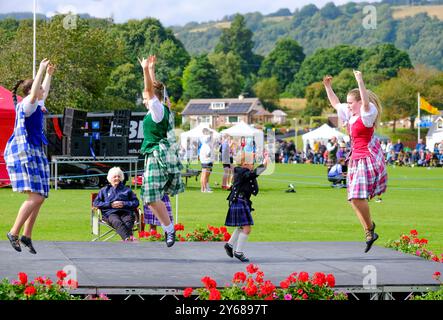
[182,98,261,116]
[272,109,287,116]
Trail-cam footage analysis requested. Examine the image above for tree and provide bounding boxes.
[112,18,190,101]
[208,51,245,98]
[214,14,256,76]
[105,63,139,105]
[252,77,279,110]
[182,55,221,101]
[303,82,329,117]
[0,16,125,113]
[319,2,342,20]
[288,45,364,97]
[359,43,413,84]
[258,38,305,92]
[375,66,443,131]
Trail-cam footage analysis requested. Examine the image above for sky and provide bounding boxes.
[0,0,380,27]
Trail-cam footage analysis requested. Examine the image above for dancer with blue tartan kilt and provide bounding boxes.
[4,59,55,254]
[224,151,269,262]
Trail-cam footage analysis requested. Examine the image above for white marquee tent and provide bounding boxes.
[179,123,220,149]
[302,124,349,152]
[220,121,264,155]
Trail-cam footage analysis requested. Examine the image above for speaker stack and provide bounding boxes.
[62,108,89,156]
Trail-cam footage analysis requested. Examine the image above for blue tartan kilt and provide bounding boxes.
[6,145,49,198]
[225,199,254,227]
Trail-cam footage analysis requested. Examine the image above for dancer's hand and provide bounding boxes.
[39,58,50,70]
[353,70,363,82]
[138,56,149,69]
[323,75,333,87]
[148,55,156,70]
[47,64,56,75]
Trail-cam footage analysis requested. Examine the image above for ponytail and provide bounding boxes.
[367,90,382,129]
[12,80,24,107]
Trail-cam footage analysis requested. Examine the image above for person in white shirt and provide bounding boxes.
[199,135,213,193]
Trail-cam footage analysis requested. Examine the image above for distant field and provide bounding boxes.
[392,5,443,20]
[278,98,306,116]
[189,21,231,33]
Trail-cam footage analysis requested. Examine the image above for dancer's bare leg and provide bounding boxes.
[350,199,372,231]
[23,196,45,238]
[148,200,171,226]
[10,193,44,236]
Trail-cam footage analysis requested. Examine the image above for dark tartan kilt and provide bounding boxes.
[225,199,254,227]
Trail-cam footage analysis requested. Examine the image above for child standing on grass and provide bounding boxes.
[224,152,269,262]
[4,59,55,254]
[323,70,387,253]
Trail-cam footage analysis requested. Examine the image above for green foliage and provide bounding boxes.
[288,45,364,97]
[182,55,221,101]
[174,3,443,70]
[253,77,279,110]
[215,14,256,76]
[208,51,245,98]
[258,38,305,91]
[105,63,138,106]
[303,82,328,117]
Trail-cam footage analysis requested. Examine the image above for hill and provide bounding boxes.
[172,3,443,70]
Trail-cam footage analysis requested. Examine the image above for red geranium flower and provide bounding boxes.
[209,288,221,300]
[326,274,336,287]
[433,271,441,280]
[56,270,67,280]
[174,223,184,231]
[67,279,78,289]
[297,289,304,295]
[220,227,227,233]
[246,264,259,274]
[313,272,326,286]
[420,238,428,245]
[183,287,193,298]
[302,293,308,300]
[255,271,264,283]
[233,272,247,283]
[201,276,217,289]
[259,281,275,296]
[280,279,290,289]
[24,285,37,296]
[298,272,309,282]
[410,230,418,236]
[45,279,53,287]
[245,284,257,296]
[18,272,28,285]
[223,233,231,241]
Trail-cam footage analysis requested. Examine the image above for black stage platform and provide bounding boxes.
[1,241,442,299]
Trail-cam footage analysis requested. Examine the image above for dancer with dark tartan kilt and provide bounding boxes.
[323,70,387,253]
[4,58,55,254]
[224,151,269,262]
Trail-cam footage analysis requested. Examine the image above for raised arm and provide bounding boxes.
[353,70,369,112]
[138,56,155,100]
[322,75,341,110]
[41,63,55,100]
[148,55,156,84]
[29,58,50,104]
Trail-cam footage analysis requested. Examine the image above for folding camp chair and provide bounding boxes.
[91,193,145,241]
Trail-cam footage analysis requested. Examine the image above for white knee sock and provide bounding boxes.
[228,228,241,248]
[235,232,249,253]
[162,223,174,234]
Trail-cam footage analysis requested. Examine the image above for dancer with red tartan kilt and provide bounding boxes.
[323,70,387,253]
[224,152,269,262]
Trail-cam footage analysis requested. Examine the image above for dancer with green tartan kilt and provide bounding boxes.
[224,151,269,262]
[138,55,184,247]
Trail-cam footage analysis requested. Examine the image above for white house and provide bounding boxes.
[272,109,287,124]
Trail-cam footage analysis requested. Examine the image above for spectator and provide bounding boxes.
[393,139,404,159]
[327,158,347,188]
[93,167,139,241]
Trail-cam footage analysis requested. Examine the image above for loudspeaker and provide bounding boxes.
[63,108,88,137]
[112,110,131,137]
[63,136,93,156]
[99,137,128,156]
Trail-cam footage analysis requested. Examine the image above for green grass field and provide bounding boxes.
[1,164,442,255]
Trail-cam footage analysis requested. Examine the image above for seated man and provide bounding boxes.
[327,158,347,188]
[93,167,139,241]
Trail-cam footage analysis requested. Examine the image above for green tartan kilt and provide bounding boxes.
[141,150,185,204]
